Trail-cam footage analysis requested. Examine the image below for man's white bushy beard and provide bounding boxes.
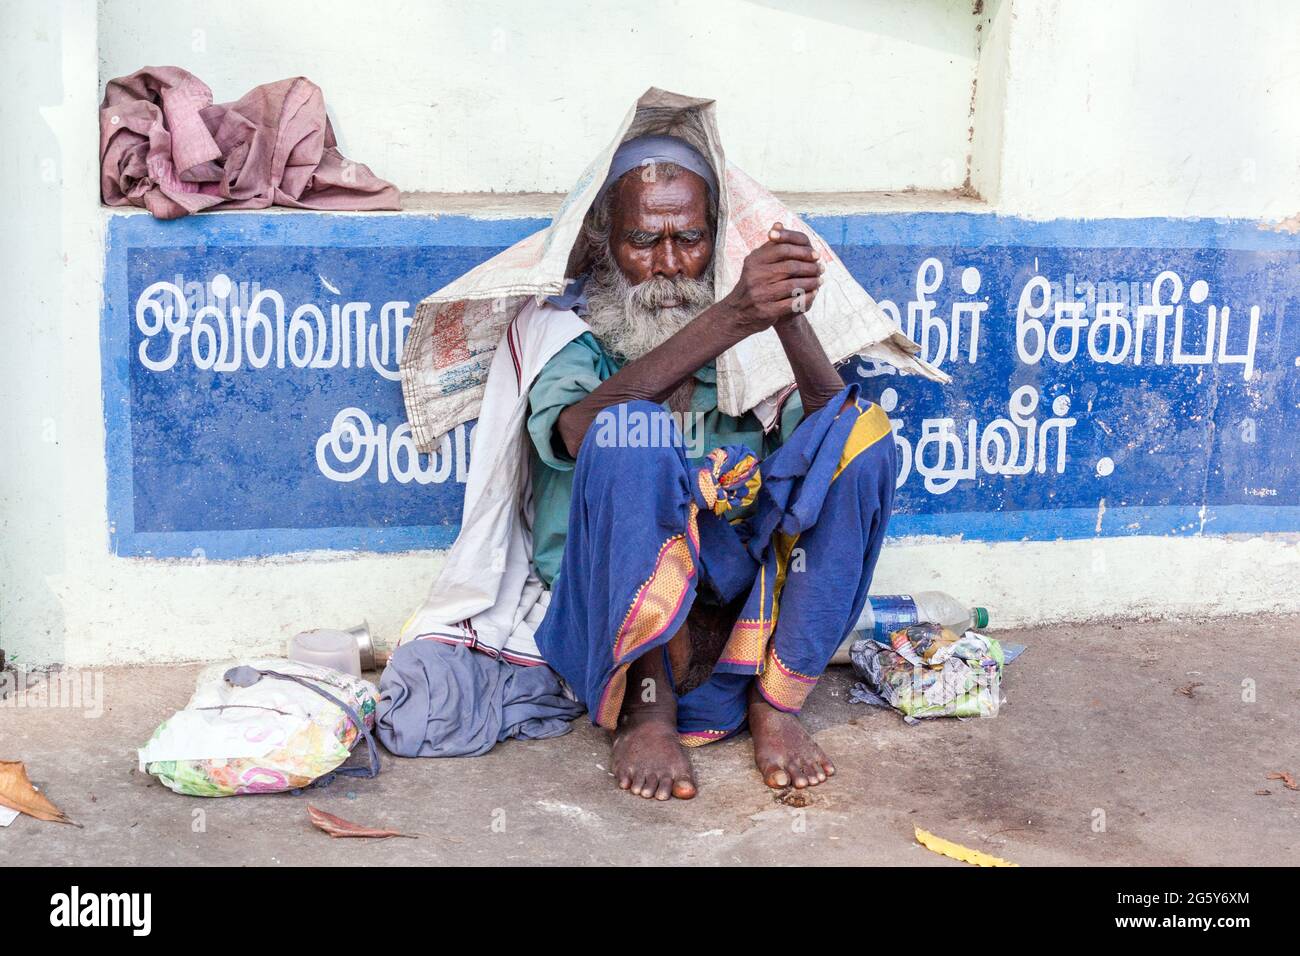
[584,250,715,363]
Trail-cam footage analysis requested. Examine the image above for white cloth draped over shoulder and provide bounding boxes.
[399,300,587,663]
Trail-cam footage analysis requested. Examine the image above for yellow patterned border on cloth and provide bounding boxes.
[678,729,731,748]
[596,506,702,730]
[757,645,819,713]
[594,662,630,730]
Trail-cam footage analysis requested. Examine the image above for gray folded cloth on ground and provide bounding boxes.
[376,641,584,757]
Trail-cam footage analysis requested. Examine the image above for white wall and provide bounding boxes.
[96,0,1300,214]
[2,0,1299,669]
[2,0,101,669]
[97,0,984,194]
[991,0,1300,219]
[2,1,434,670]
[968,0,1010,203]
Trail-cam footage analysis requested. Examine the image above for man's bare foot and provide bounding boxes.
[613,708,697,800]
[612,646,697,801]
[747,683,835,789]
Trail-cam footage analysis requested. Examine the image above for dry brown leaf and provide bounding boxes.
[1266,771,1297,791]
[0,761,79,826]
[307,804,415,839]
[1174,682,1203,698]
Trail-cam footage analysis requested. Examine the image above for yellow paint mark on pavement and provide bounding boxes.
[914,826,1019,867]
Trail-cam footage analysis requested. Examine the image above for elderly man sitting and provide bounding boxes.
[527,135,897,801]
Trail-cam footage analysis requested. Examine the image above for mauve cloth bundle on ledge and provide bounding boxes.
[99,66,400,219]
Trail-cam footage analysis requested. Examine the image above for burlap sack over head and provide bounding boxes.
[400,88,946,450]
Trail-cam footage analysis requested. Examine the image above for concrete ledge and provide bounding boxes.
[101,188,991,220]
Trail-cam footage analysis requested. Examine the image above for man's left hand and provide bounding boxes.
[765,222,825,322]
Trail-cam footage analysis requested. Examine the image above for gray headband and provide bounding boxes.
[596,134,719,205]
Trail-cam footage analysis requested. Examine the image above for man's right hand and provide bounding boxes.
[719,222,824,336]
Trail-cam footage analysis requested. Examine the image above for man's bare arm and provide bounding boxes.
[774,313,844,417]
[554,303,746,458]
[555,226,824,459]
[769,225,845,418]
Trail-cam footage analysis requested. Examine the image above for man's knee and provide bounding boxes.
[577,400,689,469]
[567,401,697,544]
[831,411,897,514]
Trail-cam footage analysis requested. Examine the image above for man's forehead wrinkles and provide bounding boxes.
[613,174,710,221]
[629,199,701,219]
[621,208,708,232]
[626,214,692,229]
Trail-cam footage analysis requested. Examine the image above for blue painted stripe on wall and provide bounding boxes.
[817,213,1300,251]
[101,210,1300,558]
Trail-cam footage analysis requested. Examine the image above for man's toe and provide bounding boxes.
[671,776,697,799]
[764,764,791,788]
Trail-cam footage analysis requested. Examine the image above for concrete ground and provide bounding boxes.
[2,615,1297,866]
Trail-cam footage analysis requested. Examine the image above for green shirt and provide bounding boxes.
[525,332,804,588]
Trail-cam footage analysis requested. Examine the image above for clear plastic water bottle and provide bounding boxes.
[829,592,989,664]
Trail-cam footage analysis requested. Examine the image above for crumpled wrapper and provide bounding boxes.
[849,622,1005,720]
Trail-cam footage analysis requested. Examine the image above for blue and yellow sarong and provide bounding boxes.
[534,384,896,746]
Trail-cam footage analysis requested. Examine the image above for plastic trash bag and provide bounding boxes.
[849,623,1004,720]
[137,659,379,796]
